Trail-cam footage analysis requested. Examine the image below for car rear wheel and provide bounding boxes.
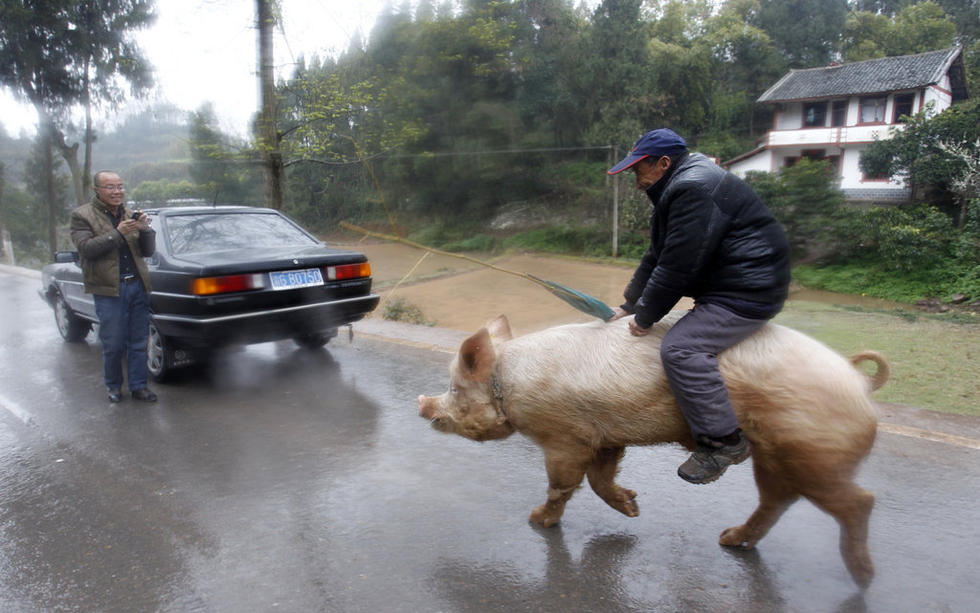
[293,329,337,349]
[54,292,92,342]
[147,321,175,382]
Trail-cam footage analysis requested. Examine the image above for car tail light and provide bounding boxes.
[326,262,371,280]
[191,274,264,295]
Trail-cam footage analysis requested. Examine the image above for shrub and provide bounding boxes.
[382,297,434,326]
[443,234,495,252]
[827,204,954,272]
[745,159,844,258]
[502,226,614,257]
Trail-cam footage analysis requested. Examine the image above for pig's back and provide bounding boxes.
[497,318,691,446]
[721,322,878,454]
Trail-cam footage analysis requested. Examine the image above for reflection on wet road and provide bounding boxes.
[1,271,979,611]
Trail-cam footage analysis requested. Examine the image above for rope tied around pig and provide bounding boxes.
[491,369,507,421]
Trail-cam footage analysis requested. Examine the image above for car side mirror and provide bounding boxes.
[54,250,79,264]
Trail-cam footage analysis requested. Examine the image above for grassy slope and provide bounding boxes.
[775,301,979,416]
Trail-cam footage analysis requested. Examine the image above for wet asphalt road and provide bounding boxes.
[2,268,979,612]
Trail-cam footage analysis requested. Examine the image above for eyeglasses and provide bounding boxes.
[96,184,125,191]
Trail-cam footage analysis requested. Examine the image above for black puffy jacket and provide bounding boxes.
[623,152,790,328]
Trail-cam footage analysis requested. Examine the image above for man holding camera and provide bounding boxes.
[70,170,158,403]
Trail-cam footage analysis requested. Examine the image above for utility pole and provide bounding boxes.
[611,145,619,257]
[256,0,284,210]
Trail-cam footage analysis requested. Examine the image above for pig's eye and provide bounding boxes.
[450,385,458,395]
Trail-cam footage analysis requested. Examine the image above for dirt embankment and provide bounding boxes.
[344,241,694,334]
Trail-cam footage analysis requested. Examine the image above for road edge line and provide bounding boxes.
[877,422,980,450]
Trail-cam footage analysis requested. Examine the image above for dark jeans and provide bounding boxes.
[94,278,151,391]
[660,302,769,439]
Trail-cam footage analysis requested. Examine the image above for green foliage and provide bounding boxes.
[744,159,844,257]
[793,258,979,304]
[188,104,262,205]
[502,225,613,257]
[887,1,958,55]
[752,0,847,67]
[844,2,957,61]
[129,179,199,205]
[810,200,980,302]
[383,297,434,326]
[443,234,495,253]
[828,204,954,271]
[0,180,49,264]
[860,98,980,219]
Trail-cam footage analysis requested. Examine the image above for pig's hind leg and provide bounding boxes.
[719,457,799,549]
[586,446,639,518]
[529,444,592,528]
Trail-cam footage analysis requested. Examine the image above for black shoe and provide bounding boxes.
[132,388,158,403]
[108,389,123,403]
[678,430,752,484]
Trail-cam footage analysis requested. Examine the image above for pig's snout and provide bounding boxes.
[418,394,437,419]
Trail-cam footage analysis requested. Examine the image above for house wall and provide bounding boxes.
[726,85,950,201]
[727,150,773,174]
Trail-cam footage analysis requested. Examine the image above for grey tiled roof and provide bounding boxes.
[758,47,965,102]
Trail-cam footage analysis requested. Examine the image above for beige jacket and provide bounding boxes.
[69,196,155,296]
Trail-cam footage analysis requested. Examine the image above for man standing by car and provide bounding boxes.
[607,129,790,485]
[70,171,158,403]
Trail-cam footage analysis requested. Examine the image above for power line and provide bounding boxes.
[284,144,614,167]
[388,145,613,158]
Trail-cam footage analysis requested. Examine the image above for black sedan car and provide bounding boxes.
[40,206,380,380]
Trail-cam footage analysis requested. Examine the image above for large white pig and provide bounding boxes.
[417,312,887,587]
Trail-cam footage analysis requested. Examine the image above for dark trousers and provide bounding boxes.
[94,279,151,391]
[660,302,768,439]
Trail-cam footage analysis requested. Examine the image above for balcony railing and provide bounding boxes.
[764,124,905,148]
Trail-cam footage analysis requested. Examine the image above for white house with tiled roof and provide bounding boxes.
[725,47,969,201]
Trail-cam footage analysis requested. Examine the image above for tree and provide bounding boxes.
[256,0,284,210]
[936,138,980,229]
[752,0,847,68]
[0,1,154,206]
[0,162,5,259]
[0,0,153,263]
[188,104,262,205]
[745,159,845,258]
[861,98,980,227]
[62,1,155,201]
[0,0,79,252]
[701,0,787,146]
[885,1,957,55]
[843,2,958,61]
[21,130,72,258]
[841,10,893,61]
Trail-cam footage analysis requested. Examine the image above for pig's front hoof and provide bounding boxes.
[616,488,640,518]
[719,525,756,549]
[529,505,561,528]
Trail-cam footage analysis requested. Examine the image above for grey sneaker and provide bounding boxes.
[678,431,752,484]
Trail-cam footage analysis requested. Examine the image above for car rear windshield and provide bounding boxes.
[165,212,319,255]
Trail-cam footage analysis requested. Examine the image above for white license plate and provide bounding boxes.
[269,268,324,291]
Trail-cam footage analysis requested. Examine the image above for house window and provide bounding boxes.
[894,93,915,123]
[860,96,887,123]
[831,100,847,127]
[803,102,827,127]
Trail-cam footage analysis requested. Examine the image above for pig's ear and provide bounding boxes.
[485,315,513,343]
[459,328,495,382]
